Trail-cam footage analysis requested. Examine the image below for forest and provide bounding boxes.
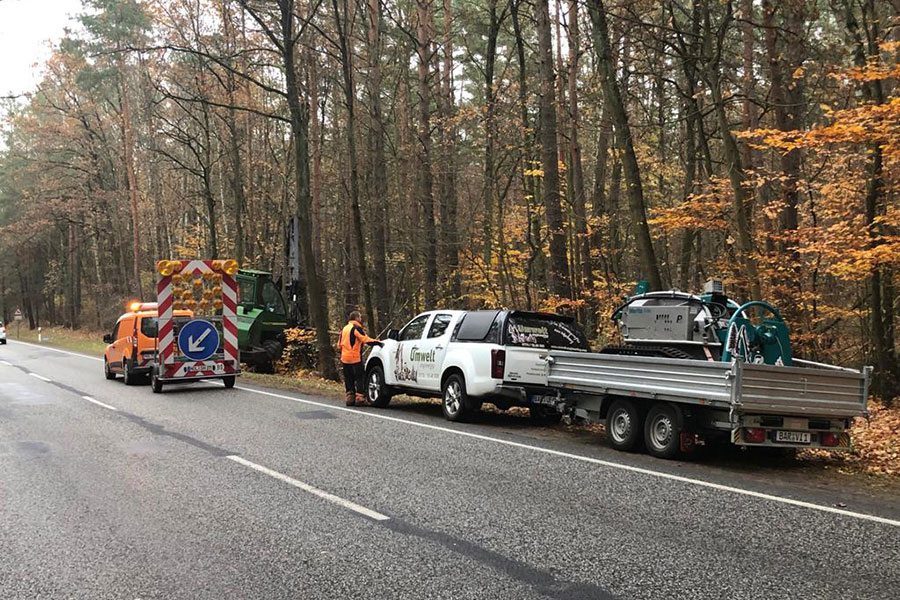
[0,0,898,397]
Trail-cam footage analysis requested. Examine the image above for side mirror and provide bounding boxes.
[387,328,400,341]
[103,334,113,344]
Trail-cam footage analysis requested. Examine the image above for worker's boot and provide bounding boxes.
[345,392,355,407]
[355,393,367,407]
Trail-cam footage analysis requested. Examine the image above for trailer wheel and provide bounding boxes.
[150,367,163,394]
[223,376,236,389]
[365,365,392,408]
[644,403,681,459]
[441,374,470,422]
[606,399,643,451]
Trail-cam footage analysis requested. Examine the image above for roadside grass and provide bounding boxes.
[11,326,899,481]
[10,325,107,356]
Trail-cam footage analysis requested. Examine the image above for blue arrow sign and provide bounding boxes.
[178,319,220,361]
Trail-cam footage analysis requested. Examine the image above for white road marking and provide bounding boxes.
[233,384,900,528]
[28,373,52,382]
[9,341,899,528]
[10,340,103,362]
[226,455,389,521]
[0,360,12,366]
[82,396,118,411]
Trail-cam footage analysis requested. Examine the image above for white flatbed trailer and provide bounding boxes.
[530,349,871,457]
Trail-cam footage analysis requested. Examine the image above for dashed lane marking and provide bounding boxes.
[226,455,389,521]
[82,396,118,411]
[28,372,52,382]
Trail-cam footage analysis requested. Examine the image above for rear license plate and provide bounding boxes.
[775,430,811,444]
[186,363,224,374]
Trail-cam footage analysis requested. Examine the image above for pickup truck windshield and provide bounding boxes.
[505,315,590,351]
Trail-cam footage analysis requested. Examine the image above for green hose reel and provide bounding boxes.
[720,301,793,366]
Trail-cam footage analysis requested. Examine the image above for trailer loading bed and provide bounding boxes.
[541,350,870,455]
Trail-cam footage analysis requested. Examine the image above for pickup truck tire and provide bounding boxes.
[606,399,643,451]
[644,403,681,459]
[441,374,471,422]
[365,365,392,408]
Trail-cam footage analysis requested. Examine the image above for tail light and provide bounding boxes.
[491,349,505,379]
[744,428,766,444]
[0,326,5,333]
[819,432,839,447]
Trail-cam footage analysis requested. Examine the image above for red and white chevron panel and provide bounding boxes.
[156,259,239,380]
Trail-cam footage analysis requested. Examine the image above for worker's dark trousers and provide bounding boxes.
[342,362,365,395]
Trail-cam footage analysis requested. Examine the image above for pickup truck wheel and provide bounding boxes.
[644,403,681,459]
[104,358,116,380]
[365,366,392,408]
[606,399,643,451]
[441,374,470,422]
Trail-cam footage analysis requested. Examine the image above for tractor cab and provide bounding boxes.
[235,269,291,372]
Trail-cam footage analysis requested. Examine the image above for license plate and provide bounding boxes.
[186,363,224,374]
[775,430,811,444]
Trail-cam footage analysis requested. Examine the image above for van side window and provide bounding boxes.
[141,317,158,338]
[111,322,120,341]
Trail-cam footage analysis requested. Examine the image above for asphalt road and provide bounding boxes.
[1,340,898,599]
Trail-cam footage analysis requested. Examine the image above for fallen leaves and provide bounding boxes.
[799,400,900,479]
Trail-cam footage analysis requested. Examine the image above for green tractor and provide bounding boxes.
[235,269,293,372]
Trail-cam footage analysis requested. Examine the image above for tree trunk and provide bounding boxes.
[568,0,590,298]
[587,0,662,290]
[482,0,499,272]
[536,0,571,298]
[332,0,375,328]
[701,0,761,300]
[366,0,389,330]
[278,0,337,379]
[438,0,460,301]
[120,67,142,298]
[416,0,438,308]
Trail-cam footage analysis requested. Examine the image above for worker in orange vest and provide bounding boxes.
[338,310,382,406]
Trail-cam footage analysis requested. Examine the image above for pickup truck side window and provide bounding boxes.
[399,314,430,341]
[455,310,501,342]
[427,314,453,338]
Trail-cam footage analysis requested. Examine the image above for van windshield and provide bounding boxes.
[505,315,590,351]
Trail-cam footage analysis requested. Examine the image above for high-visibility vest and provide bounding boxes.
[338,320,375,364]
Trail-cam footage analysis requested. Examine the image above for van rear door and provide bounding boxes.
[502,313,589,385]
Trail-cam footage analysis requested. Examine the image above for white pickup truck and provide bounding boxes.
[364,309,591,421]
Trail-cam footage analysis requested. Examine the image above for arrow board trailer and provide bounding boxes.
[151,259,241,392]
[535,350,870,458]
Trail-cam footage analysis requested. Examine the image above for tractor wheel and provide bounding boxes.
[254,339,283,373]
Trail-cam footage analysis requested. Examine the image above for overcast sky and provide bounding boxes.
[0,0,83,100]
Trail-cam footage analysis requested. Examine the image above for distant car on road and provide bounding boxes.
[0,320,6,344]
[103,301,193,384]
